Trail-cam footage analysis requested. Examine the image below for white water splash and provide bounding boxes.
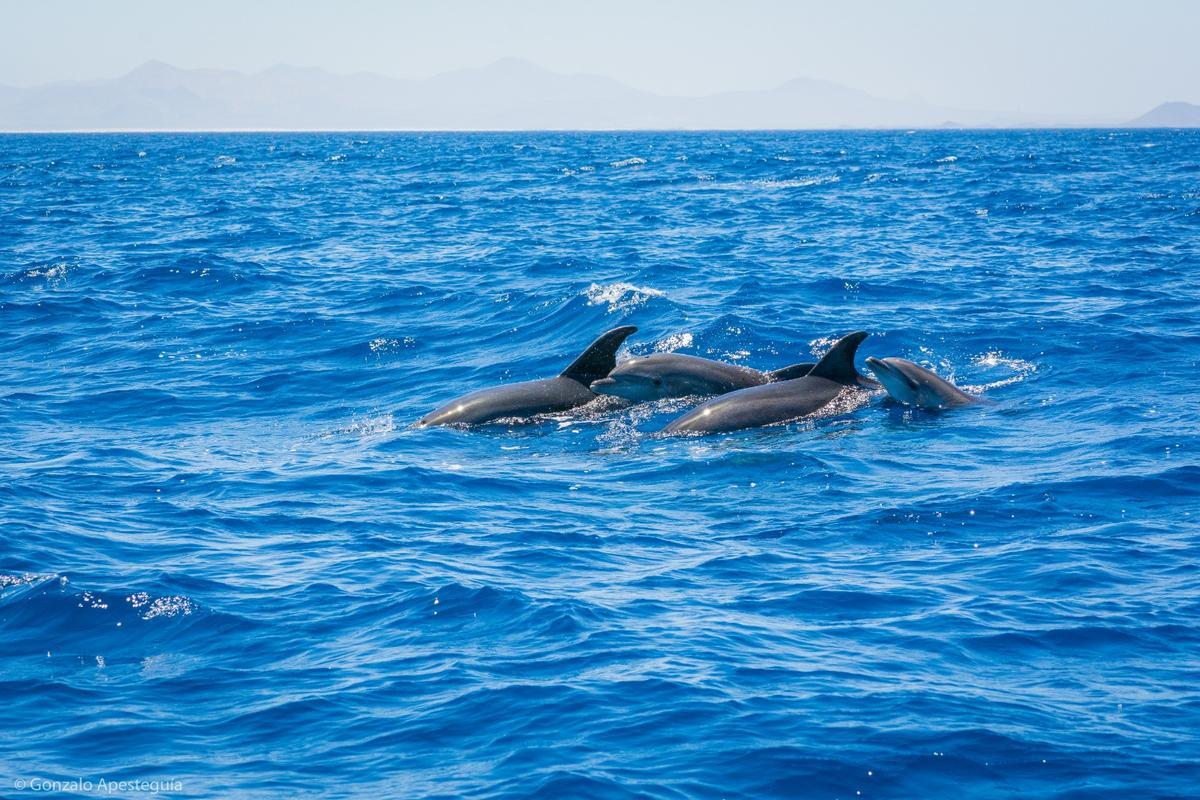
[369,336,415,354]
[80,591,108,609]
[0,572,47,590]
[807,336,841,357]
[700,175,840,191]
[341,414,397,437]
[754,175,840,189]
[969,351,1038,391]
[656,332,694,352]
[595,396,699,453]
[610,157,647,168]
[584,282,664,312]
[127,591,196,620]
[18,262,69,283]
[808,385,875,420]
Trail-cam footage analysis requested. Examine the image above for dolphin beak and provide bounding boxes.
[862,357,888,388]
[590,377,616,392]
[865,357,889,375]
[865,356,912,392]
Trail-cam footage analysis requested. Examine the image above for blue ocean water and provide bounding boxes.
[1,130,1198,799]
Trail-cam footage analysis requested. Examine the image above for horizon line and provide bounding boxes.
[0,126,1187,135]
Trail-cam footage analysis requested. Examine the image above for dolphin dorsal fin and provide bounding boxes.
[766,362,816,382]
[805,331,870,385]
[560,325,638,385]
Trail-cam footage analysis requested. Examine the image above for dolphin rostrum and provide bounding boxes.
[865,357,979,409]
[589,353,814,402]
[661,331,875,435]
[417,325,638,427]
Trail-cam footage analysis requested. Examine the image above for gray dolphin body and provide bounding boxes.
[417,325,637,427]
[865,357,979,409]
[661,331,875,435]
[589,353,815,402]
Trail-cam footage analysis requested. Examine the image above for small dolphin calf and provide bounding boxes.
[865,357,979,409]
[589,353,814,402]
[417,325,637,427]
[662,331,876,435]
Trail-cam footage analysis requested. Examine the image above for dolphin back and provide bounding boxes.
[661,376,844,434]
[560,325,638,385]
[766,362,816,382]
[418,377,594,426]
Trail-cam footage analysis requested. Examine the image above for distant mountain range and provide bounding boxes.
[0,59,1193,131]
[1126,101,1200,128]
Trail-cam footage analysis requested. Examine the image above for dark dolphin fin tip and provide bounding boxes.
[805,331,870,385]
[767,362,816,382]
[560,325,638,385]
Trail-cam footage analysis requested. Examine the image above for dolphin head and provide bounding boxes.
[590,355,695,401]
[865,357,976,409]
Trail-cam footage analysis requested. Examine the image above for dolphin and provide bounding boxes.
[661,331,875,435]
[589,353,815,402]
[865,356,979,409]
[417,325,637,427]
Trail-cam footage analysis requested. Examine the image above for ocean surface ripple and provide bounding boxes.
[2,131,1199,799]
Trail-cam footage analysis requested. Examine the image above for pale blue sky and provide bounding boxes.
[2,0,1196,116]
